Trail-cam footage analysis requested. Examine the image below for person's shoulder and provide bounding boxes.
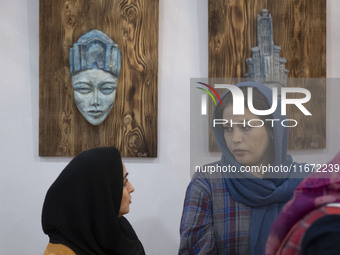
[43,243,76,255]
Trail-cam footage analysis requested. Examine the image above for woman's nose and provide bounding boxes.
[232,128,243,143]
[129,182,135,193]
[91,89,99,106]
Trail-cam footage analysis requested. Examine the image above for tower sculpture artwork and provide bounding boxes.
[245,9,289,91]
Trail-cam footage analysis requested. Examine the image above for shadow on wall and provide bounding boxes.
[133,217,179,255]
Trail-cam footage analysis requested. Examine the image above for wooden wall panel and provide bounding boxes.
[39,0,158,157]
[208,0,326,151]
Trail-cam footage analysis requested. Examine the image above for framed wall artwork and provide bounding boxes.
[39,0,159,157]
[208,0,326,151]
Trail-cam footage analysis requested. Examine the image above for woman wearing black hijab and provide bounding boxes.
[42,147,145,255]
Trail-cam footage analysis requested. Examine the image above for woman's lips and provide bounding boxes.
[87,110,103,116]
[233,149,247,156]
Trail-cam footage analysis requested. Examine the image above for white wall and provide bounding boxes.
[0,1,339,254]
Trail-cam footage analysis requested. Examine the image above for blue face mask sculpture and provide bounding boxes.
[69,30,122,126]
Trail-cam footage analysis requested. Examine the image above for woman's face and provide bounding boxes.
[71,69,117,126]
[118,163,135,217]
[223,104,272,167]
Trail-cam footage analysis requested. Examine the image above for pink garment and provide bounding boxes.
[266,152,340,255]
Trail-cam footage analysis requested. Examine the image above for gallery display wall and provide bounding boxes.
[0,0,340,254]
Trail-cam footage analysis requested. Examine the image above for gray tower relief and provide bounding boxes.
[245,9,289,92]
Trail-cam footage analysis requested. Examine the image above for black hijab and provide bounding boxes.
[42,147,145,255]
[301,215,340,255]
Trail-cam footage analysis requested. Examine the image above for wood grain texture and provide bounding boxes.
[39,0,158,157]
[208,0,326,151]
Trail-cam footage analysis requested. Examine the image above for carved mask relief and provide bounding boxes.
[69,30,121,125]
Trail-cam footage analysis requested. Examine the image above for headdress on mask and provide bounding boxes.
[69,30,121,77]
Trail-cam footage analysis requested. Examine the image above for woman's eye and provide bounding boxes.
[223,125,233,133]
[123,179,128,186]
[100,83,116,95]
[75,87,92,94]
[101,88,114,94]
[73,83,92,94]
[242,126,251,131]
